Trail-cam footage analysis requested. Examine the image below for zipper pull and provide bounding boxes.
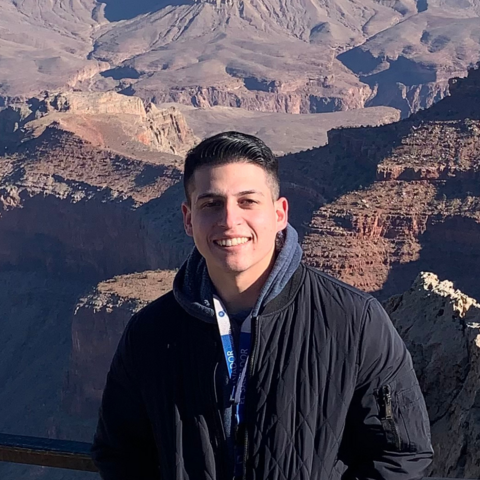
[381,385,393,420]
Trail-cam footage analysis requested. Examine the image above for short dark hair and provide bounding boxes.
[183,131,280,203]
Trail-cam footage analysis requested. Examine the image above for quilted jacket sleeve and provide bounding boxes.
[91,314,161,480]
[339,298,433,480]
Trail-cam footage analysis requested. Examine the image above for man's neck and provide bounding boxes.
[209,258,275,315]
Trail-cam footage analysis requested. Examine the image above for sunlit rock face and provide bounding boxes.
[0,91,198,155]
[384,272,480,479]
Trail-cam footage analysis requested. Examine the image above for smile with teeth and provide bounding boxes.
[214,237,250,247]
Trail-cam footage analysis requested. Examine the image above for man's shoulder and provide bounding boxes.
[126,290,183,335]
[137,289,179,316]
[301,263,374,313]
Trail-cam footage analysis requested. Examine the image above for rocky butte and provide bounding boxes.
[0,91,198,156]
[384,272,480,479]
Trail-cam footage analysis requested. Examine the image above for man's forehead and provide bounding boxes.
[192,163,270,190]
[186,162,279,204]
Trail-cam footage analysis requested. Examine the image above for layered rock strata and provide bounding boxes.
[301,65,480,299]
[0,124,192,280]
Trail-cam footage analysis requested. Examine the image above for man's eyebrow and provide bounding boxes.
[196,190,264,201]
[237,190,264,197]
[196,192,222,201]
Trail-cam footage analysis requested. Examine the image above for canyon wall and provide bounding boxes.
[0,123,192,466]
[0,124,193,278]
[301,65,480,300]
[144,82,374,115]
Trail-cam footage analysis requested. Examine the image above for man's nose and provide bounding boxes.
[219,202,242,228]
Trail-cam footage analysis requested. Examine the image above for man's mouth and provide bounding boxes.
[214,237,251,247]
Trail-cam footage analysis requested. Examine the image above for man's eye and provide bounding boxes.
[203,201,221,208]
[240,199,257,205]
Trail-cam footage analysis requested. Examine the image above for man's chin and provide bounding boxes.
[208,259,250,276]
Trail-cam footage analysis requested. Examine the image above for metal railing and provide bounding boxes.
[0,433,96,472]
[0,433,469,479]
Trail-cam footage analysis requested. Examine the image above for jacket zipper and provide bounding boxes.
[242,316,259,480]
[376,384,402,451]
[211,357,228,478]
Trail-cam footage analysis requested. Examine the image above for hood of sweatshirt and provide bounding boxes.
[173,223,303,322]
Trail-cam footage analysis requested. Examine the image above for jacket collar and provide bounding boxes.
[258,263,306,317]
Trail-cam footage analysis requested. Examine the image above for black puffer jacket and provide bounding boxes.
[92,264,433,479]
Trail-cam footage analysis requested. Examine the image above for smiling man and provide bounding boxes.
[182,159,288,315]
[92,131,433,480]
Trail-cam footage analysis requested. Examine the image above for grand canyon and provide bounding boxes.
[1,0,480,479]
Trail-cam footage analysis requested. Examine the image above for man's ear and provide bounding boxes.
[182,202,193,237]
[275,197,289,231]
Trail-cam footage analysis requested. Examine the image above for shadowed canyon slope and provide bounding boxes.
[0,103,193,475]
[2,0,480,117]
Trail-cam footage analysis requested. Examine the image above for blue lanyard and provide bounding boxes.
[213,295,252,475]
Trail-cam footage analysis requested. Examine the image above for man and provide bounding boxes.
[92,131,433,479]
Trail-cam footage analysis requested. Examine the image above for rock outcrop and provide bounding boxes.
[46,91,147,116]
[384,272,480,479]
[64,270,176,418]
[1,91,198,156]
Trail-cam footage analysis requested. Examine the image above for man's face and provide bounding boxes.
[182,162,288,283]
